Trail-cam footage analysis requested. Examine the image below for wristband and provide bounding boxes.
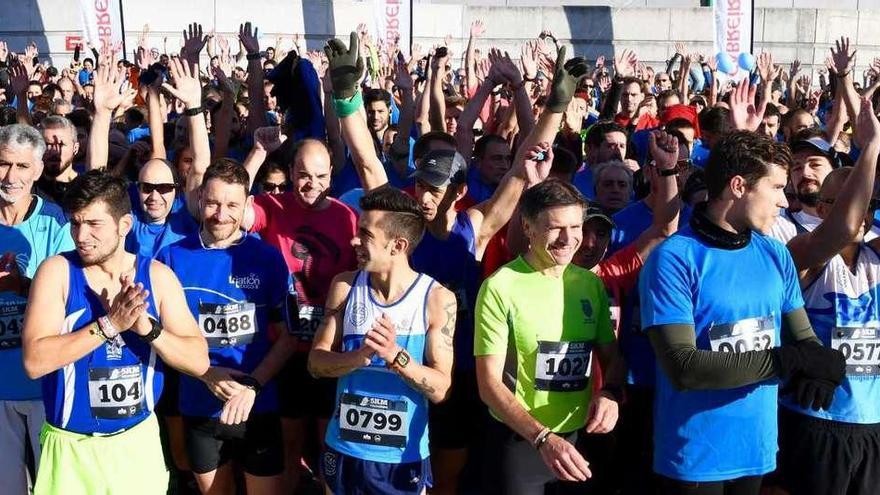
[333,90,364,119]
[184,106,203,117]
[835,70,851,79]
[97,316,119,340]
[235,375,263,394]
[246,52,262,61]
[88,322,106,342]
[658,167,679,177]
[534,427,552,450]
[139,317,163,344]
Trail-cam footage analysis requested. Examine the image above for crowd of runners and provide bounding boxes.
[1,16,879,495]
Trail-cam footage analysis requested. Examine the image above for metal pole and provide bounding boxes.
[118,0,128,59]
[409,0,413,55]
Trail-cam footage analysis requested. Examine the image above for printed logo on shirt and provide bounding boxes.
[581,299,596,323]
[349,302,367,327]
[228,273,261,290]
[105,336,125,360]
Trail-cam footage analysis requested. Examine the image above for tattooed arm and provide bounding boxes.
[390,284,457,403]
[308,272,375,377]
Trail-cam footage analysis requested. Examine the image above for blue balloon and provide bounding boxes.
[738,52,756,71]
[716,52,736,74]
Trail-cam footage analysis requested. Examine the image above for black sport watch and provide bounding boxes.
[139,318,163,344]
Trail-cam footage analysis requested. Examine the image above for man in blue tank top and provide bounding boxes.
[777,88,880,494]
[639,126,846,495]
[330,32,576,492]
[158,160,295,494]
[309,186,457,494]
[21,170,209,494]
[0,124,74,493]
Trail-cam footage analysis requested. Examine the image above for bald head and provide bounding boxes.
[818,167,851,200]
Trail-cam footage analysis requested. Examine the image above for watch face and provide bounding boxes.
[396,351,410,367]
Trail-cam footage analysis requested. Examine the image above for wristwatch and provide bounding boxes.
[139,317,163,344]
[387,349,411,370]
[658,168,679,177]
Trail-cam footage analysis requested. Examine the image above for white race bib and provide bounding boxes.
[88,365,144,419]
[708,316,776,353]
[534,341,592,392]
[198,302,256,348]
[832,327,880,376]
[338,393,409,448]
[294,305,324,341]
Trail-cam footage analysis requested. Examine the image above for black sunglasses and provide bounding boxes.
[138,182,177,195]
[262,182,288,193]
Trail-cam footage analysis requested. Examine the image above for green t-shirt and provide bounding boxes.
[474,256,614,433]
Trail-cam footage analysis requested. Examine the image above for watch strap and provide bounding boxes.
[139,317,163,344]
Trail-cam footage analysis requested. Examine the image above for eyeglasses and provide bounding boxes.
[262,182,288,193]
[138,182,177,195]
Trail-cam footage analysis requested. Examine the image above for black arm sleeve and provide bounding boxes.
[647,309,817,391]
[599,78,624,120]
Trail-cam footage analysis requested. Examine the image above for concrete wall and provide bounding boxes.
[0,0,878,78]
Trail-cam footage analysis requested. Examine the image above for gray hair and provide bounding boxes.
[41,114,78,143]
[593,160,634,190]
[0,124,46,166]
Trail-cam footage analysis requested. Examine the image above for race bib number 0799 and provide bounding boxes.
[338,393,409,448]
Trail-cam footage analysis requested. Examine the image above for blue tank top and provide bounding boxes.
[157,233,290,418]
[43,252,163,435]
[783,245,880,424]
[411,211,479,369]
[326,271,435,463]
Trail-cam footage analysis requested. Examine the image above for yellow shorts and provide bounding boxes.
[34,413,168,495]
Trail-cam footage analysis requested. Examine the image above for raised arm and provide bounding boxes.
[469,47,588,256]
[829,37,862,145]
[465,20,485,95]
[240,22,267,136]
[161,56,209,219]
[428,48,450,132]
[388,57,416,178]
[325,32,388,191]
[243,126,287,189]
[629,131,681,259]
[210,66,235,162]
[787,97,880,275]
[8,62,30,125]
[146,85,167,160]
[87,52,135,170]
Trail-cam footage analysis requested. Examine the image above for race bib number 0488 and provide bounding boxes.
[198,302,256,348]
[708,316,776,353]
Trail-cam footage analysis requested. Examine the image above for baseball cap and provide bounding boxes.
[585,201,614,228]
[790,136,847,168]
[409,149,468,188]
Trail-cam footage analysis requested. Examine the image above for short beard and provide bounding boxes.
[797,191,820,207]
[43,160,71,179]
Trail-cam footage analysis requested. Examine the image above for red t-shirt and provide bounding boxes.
[251,192,358,350]
[591,243,643,391]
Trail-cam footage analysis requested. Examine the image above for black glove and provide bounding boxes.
[545,46,589,113]
[781,375,837,411]
[771,339,846,384]
[323,32,365,100]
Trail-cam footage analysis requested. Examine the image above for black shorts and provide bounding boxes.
[428,369,489,450]
[657,475,763,495]
[184,414,284,476]
[481,419,584,495]
[778,407,880,495]
[321,448,432,495]
[277,353,337,419]
[614,384,655,495]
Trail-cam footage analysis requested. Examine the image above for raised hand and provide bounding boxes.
[729,77,767,132]
[181,22,208,65]
[470,20,486,38]
[8,62,29,96]
[323,32,365,99]
[212,65,236,95]
[520,40,539,79]
[521,141,553,186]
[790,59,802,78]
[93,52,136,114]
[756,52,778,84]
[613,48,638,78]
[830,36,856,77]
[856,96,880,146]
[648,130,680,171]
[238,21,260,55]
[161,56,202,109]
[254,126,287,154]
[394,57,413,91]
[595,55,605,69]
[674,41,687,55]
[476,57,491,82]
[488,48,522,86]
[546,46,589,113]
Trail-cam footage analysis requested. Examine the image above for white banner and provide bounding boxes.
[713,0,753,80]
[373,0,411,56]
[78,0,124,53]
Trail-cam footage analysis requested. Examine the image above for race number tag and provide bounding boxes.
[832,327,880,376]
[708,316,776,353]
[0,300,25,349]
[88,365,144,419]
[294,305,324,341]
[198,302,256,348]
[534,341,592,392]
[338,393,409,448]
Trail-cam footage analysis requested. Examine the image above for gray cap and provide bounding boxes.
[585,201,615,228]
[409,149,468,188]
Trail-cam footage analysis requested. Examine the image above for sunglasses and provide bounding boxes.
[138,182,177,195]
[262,182,288,193]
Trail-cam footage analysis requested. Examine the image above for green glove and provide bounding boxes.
[324,32,366,100]
[546,46,589,113]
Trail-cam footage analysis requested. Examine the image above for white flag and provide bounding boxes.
[713,0,753,80]
[373,0,411,57]
[78,0,124,52]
